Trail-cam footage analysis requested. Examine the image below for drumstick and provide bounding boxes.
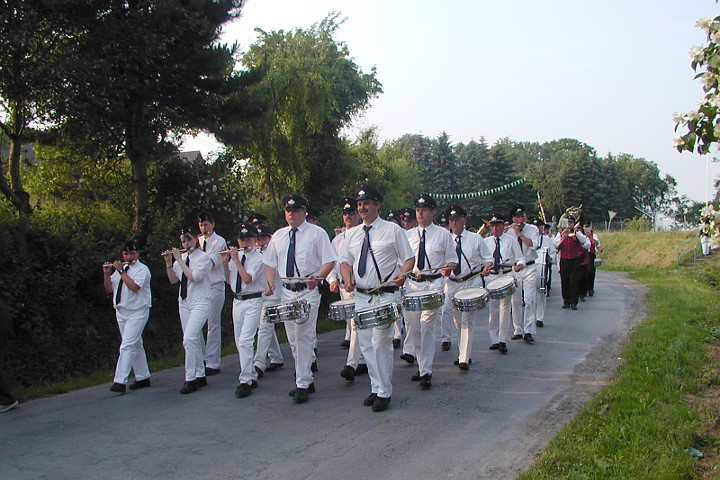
[365,265,451,295]
[278,276,326,281]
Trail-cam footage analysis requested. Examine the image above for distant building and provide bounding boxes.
[178,150,204,165]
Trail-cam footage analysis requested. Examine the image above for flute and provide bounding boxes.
[160,248,189,256]
[102,261,130,268]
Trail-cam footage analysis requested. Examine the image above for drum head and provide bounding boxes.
[487,277,514,289]
[331,299,356,307]
[454,287,487,300]
[405,289,441,297]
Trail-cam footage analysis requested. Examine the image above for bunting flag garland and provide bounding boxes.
[427,178,526,200]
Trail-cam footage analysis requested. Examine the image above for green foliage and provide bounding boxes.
[623,217,653,232]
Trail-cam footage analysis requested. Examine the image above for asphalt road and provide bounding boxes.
[0,270,645,480]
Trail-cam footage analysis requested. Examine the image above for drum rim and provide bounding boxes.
[487,277,514,288]
[404,289,442,297]
[454,287,488,299]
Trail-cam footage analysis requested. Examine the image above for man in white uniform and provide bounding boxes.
[105,241,152,394]
[197,212,227,376]
[506,205,540,344]
[534,220,556,328]
[402,193,457,389]
[341,184,414,411]
[263,194,336,404]
[441,206,493,370]
[483,215,526,355]
[253,225,284,376]
[223,223,264,398]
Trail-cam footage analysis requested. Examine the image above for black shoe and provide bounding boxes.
[392,339,401,349]
[293,388,309,403]
[340,339,350,348]
[372,396,391,412]
[340,365,356,382]
[314,347,318,355]
[179,380,198,394]
[458,363,469,371]
[489,343,500,350]
[400,353,415,364]
[251,380,259,389]
[205,367,221,376]
[536,320,544,328]
[579,295,585,302]
[363,393,378,406]
[524,333,535,344]
[235,383,252,398]
[441,341,451,351]
[196,376,208,387]
[128,378,151,390]
[266,362,284,372]
[411,371,421,381]
[498,343,508,354]
[562,304,570,309]
[420,374,432,389]
[355,364,368,376]
[510,334,523,340]
[588,291,594,297]
[109,382,126,394]
[571,304,578,310]
[311,361,318,372]
[454,358,472,365]
[255,366,264,378]
[288,382,315,396]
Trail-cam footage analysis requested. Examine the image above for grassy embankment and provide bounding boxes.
[519,230,720,480]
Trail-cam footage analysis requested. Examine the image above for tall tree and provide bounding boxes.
[222,13,381,219]
[49,0,251,245]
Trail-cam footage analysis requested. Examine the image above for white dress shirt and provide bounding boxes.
[450,229,494,278]
[228,248,265,295]
[172,249,212,304]
[505,223,540,262]
[484,232,527,267]
[340,217,414,290]
[111,260,152,310]
[262,220,337,278]
[198,232,228,286]
[406,224,456,273]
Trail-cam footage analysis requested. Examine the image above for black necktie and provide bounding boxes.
[494,237,502,267]
[180,256,189,299]
[201,239,206,252]
[358,225,371,277]
[115,266,129,305]
[454,235,462,275]
[235,254,246,293]
[286,228,298,277]
[417,229,426,270]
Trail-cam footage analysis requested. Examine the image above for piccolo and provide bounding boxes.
[102,261,130,268]
[160,248,189,256]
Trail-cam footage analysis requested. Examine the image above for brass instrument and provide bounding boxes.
[557,205,583,230]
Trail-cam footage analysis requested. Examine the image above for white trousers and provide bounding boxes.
[341,290,365,367]
[281,287,320,389]
[511,266,537,335]
[179,300,210,381]
[702,235,711,255]
[113,307,151,384]
[355,291,400,398]
[254,303,284,370]
[232,297,263,385]
[535,263,548,323]
[204,283,226,370]
[403,278,443,376]
[445,278,482,364]
[487,274,512,345]
[438,278,454,343]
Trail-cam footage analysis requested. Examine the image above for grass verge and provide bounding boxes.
[518,231,719,479]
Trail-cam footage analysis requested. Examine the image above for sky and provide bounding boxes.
[184,0,720,203]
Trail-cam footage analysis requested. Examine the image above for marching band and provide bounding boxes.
[103,190,601,412]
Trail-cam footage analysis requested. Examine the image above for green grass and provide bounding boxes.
[519,232,719,480]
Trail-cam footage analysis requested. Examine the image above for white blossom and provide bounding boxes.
[697,17,714,32]
[673,112,686,123]
[689,45,705,62]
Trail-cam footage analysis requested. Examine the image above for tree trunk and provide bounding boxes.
[126,105,150,247]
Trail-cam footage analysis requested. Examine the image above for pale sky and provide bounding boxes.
[185,0,720,203]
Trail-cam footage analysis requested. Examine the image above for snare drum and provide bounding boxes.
[594,258,603,267]
[485,276,517,300]
[355,302,402,330]
[329,299,355,322]
[264,300,311,324]
[452,287,489,311]
[402,289,445,311]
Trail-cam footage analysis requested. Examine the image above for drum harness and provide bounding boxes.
[356,241,397,304]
